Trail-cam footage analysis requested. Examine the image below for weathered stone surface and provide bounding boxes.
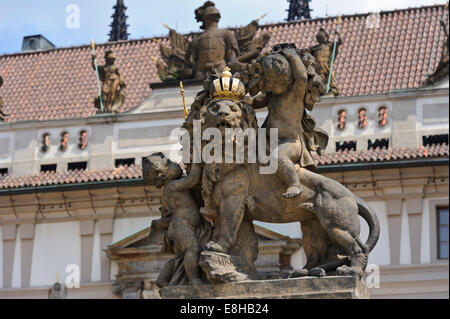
[160,276,370,299]
[199,251,250,283]
[156,1,270,81]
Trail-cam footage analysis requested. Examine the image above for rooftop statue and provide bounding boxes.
[156,1,271,81]
[91,50,126,113]
[143,53,380,286]
[308,28,342,96]
[424,19,449,86]
[0,76,7,121]
[48,282,65,299]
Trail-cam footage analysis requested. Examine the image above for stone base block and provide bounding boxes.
[160,276,370,299]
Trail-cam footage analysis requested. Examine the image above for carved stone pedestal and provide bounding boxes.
[159,276,370,299]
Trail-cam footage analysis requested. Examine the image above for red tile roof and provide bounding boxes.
[0,144,447,190]
[0,5,447,123]
[314,143,449,165]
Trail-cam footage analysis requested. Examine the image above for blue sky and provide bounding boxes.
[0,0,446,55]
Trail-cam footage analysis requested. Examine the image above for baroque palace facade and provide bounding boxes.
[0,4,448,298]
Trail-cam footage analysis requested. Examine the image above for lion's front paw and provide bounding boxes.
[290,269,309,278]
[336,265,363,277]
[205,241,226,253]
[308,267,326,277]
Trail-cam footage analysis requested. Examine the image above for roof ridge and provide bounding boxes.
[0,3,445,59]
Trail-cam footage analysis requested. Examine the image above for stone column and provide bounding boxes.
[406,193,423,265]
[385,199,403,265]
[98,219,114,282]
[2,224,17,288]
[19,223,35,287]
[80,220,95,283]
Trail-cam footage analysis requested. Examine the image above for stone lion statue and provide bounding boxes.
[200,98,380,277]
[144,49,380,282]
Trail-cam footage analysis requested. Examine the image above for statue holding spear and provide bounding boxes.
[308,17,343,96]
[91,40,126,113]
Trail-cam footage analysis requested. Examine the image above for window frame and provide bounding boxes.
[429,199,449,263]
[437,206,449,260]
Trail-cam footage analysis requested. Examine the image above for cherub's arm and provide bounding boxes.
[281,49,308,86]
[249,93,270,109]
[166,163,201,192]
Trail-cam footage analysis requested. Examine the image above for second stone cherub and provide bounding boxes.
[143,153,209,286]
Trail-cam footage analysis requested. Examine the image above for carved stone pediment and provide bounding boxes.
[105,224,302,298]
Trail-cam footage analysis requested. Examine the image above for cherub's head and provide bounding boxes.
[142,152,183,189]
[316,28,329,44]
[305,74,325,110]
[260,53,293,95]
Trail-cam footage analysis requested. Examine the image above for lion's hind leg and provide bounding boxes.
[325,228,367,277]
[291,218,329,278]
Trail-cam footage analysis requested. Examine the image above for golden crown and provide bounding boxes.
[210,67,245,101]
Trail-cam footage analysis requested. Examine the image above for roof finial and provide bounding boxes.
[286,0,312,21]
[109,0,130,42]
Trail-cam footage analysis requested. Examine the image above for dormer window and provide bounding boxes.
[337,110,347,130]
[358,108,368,129]
[378,106,388,127]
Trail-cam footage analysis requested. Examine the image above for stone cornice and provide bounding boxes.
[1,86,447,132]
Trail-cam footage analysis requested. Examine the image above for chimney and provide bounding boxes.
[22,35,56,52]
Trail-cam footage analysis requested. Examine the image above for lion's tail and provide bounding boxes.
[356,197,380,253]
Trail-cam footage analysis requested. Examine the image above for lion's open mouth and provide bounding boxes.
[217,120,233,129]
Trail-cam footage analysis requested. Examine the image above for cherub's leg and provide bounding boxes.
[156,258,175,288]
[278,141,302,198]
[172,221,203,285]
[183,246,203,285]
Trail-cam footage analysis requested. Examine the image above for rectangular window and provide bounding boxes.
[41,164,57,173]
[68,161,87,171]
[336,141,357,152]
[0,168,8,175]
[368,138,389,150]
[422,134,449,147]
[437,206,449,259]
[115,158,135,168]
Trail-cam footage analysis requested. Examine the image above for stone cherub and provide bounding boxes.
[424,19,449,86]
[92,50,126,113]
[248,44,328,198]
[309,28,342,96]
[0,75,7,121]
[143,153,211,287]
